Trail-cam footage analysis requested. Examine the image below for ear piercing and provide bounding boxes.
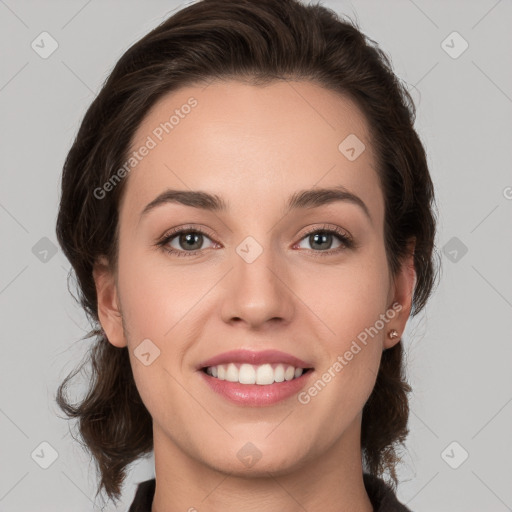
[388,329,399,339]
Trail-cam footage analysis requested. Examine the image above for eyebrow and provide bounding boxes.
[140,185,371,222]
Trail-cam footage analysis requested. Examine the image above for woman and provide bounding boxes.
[55,0,438,510]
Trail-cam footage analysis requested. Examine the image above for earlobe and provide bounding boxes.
[93,256,127,348]
[384,238,416,350]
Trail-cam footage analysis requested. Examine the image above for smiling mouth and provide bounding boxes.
[201,362,314,386]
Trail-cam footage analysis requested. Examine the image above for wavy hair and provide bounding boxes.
[55,0,439,505]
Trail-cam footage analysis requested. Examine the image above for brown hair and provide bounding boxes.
[55,0,438,505]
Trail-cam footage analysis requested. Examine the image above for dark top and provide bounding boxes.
[128,473,412,511]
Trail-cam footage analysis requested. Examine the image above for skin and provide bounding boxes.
[94,80,416,512]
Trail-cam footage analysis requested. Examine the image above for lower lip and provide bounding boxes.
[199,370,314,406]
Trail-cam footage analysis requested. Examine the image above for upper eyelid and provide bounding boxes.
[301,224,351,238]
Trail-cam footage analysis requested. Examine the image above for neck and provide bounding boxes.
[151,418,373,512]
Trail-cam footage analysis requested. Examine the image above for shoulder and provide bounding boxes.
[363,473,413,512]
[128,478,155,512]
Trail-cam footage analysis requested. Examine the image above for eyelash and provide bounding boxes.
[156,224,354,258]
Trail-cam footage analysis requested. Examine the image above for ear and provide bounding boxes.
[93,256,127,348]
[383,237,417,350]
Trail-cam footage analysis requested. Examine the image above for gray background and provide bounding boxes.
[1,0,511,510]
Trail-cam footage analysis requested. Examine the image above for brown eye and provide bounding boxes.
[159,228,216,257]
[307,231,336,251]
[175,232,205,251]
[295,227,353,255]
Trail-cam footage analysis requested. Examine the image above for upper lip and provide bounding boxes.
[197,349,314,370]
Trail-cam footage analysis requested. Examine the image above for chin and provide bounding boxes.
[202,442,312,478]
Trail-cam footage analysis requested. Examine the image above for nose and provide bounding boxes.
[220,243,295,329]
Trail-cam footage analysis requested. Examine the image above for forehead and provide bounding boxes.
[121,79,382,222]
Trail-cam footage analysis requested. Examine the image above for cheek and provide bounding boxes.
[296,250,390,345]
[295,248,390,397]
[116,245,213,401]
[294,260,390,434]
[116,244,208,341]
[116,248,203,425]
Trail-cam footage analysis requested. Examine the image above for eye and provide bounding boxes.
[294,225,353,255]
[156,224,354,258]
[157,226,217,257]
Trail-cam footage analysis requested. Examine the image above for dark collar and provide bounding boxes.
[128,474,412,512]
[363,473,412,512]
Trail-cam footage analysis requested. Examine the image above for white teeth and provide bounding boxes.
[274,364,285,382]
[239,364,256,384]
[225,363,238,382]
[284,365,295,381]
[204,363,307,385]
[256,364,274,385]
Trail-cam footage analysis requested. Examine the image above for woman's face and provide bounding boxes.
[95,79,414,476]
